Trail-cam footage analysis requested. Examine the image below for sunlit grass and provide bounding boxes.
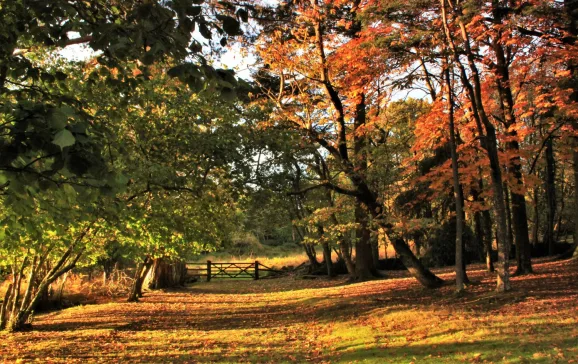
[1,259,577,363]
[190,243,398,270]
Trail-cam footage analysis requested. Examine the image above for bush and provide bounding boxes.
[228,232,265,255]
[421,218,477,267]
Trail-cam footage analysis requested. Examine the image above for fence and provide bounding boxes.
[185,261,280,281]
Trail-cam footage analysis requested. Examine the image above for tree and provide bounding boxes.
[252,0,443,287]
[444,61,467,292]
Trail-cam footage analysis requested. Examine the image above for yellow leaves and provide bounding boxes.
[2,258,578,362]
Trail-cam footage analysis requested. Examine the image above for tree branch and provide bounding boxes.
[287,181,360,197]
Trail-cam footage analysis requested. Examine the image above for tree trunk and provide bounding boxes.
[102,260,114,286]
[146,258,187,289]
[0,283,13,330]
[482,209,495,272]
[351,94,378,281]
[8,259,27,330]
[485,129,510,290]
[489,2,533,276]
[389,237,444,287]
[440,0,510,291]
[371,237,380,270]
[339,238,356,275]
[55,272,69,306]
[349,187,444,288]
[474,211,485,262]
[545,137,557,255]
[508,152,533,275]
[445,64,466,291]
[326,191,355,276]
[566,0,578,259]
[316,225,335,277]
[303,244,320,271]
[321,242,335,277]
[354,202,376,281]
[554,169,565,243]
[6,229,91,331]
[570,135,578,259]
[18,256,39,315]
[9,248,84,332]
[127,258,153,303]
[310,11,442,288]
[532,186,540,245]
[473,177,495,272]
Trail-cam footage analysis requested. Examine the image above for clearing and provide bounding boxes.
[1,259,578,363]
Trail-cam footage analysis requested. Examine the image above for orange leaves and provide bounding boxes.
[3,259,578,363]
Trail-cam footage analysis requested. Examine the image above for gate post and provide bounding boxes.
[254,261,259,280]
[207,260,212,282]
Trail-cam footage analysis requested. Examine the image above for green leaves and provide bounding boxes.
[49,106,75,130]
[52,129,76,149]
[236,8,249,23]
[199,22,212,39]
[186,5,202,16]
[49,109,68,130]
[217,15,242,36]
[220,87,237,102]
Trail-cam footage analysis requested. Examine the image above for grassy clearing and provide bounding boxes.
[1,259,577,363]
[189,244,308,269]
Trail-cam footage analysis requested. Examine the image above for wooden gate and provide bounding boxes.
[185,261,279,281]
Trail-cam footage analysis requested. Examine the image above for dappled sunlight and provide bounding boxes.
[1,259,577,363]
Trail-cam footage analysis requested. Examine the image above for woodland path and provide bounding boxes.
[1,259,578,363]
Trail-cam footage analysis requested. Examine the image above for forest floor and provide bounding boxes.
[1,258,577,363]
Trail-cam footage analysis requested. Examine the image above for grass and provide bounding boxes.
[1,258,577,363]
[189,244,309,269]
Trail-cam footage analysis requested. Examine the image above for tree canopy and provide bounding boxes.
[1,0,578,334]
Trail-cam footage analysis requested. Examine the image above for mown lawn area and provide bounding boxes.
[1,259,577,363]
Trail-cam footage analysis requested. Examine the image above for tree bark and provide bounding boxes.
[339,238,356,275]
[489,1,533,275]
[474,211,485,262]
[571,143,578,259]
[321,242,335,277]
[315,224,336,277]
[532,185,540,245]
[146,258,187,289]
[9,250,84,331]
[0,283,13,330]
[566,0,578,259]
[303,244,320,271]
[307,7,442,288]
[545,137,557,254]
[371,237,380,270]
[473,177,495,272]
[445,64,466,291]
[354,202,376,281]
[389,237,443,287]
[440,0,510,291]
[482,209,495,272]
[127,258,153,303]
[102,260,114,286]
[351,93,378,281]
[504,185,516,260]
[7,258,29,331]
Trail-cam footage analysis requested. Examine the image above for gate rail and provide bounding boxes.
[185,261,280,281]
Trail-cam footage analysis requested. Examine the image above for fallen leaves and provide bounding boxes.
[0,259,577,363]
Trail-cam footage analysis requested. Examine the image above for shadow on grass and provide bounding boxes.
[334,336,578,363]
[3,259,576,364]
[30,259,578,334]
